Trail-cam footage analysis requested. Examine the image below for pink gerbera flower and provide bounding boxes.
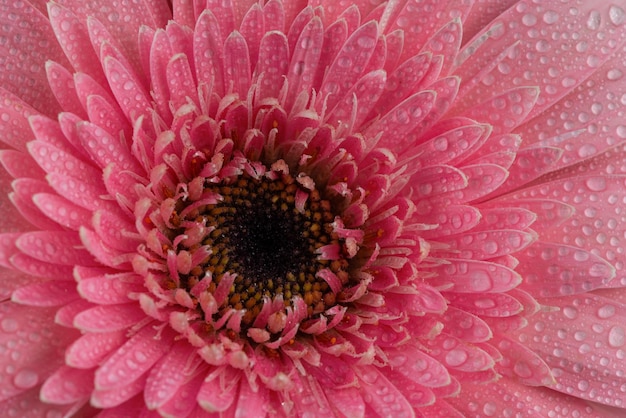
[1,0,626,416]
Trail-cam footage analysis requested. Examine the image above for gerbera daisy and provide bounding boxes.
[0,0,625,416]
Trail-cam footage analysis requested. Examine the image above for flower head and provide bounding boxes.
[1,0,626,416]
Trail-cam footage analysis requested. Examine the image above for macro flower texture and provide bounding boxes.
[2,0,626,416]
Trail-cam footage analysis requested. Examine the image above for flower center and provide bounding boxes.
[178,170,351,326]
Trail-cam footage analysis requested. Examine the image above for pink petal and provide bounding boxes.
[40,365,94,404]
[32,193,92,230]
[222,32,251,98]
[144,342,199,409]
[507,176,626,286]
[356,365,414,418]
[46,172,109,212]
[423,334,495,373]
[458,1,626,119]
[517,242,615,297]
[0,385,76,417]
[85,94,133,145]
[12,280,78,306]
[430,259,522,293]
[27,140,102,183]
[262,0,285,33]
[375,52,431,116]
[369,90,437,149]
[438,229,535,260]
[234,376,271,418]
[515,293,626,407]
[167,53,198,110]
[449,378,594,417]
[10,178,61,230]
[255,31,288,102]
[0,2,68,115]
[15,231,94,265]
[193,10,225,97]
[73,303,146,332]
[65,329,127,369]
[384,345,451,388]
[291,373,333,416]
[0,303,78,401]
[240,3,264,66]
[385,371,435,408]
[419,19,462,76]
[95,325,174,391]
[0,149,44,179]
[496,146,563,194]
[92,373,148,408]
[76,120,141,172]
[445,292,523,317]
[157,371,207,417]
[440,307,493,343]
[103,55,151,124]
[457,86,539,135]
[197,367,239,412]
[490,335,554,386]
[319,21,379,111]
[389,0,472,63]
[55,299,93,328]
[419,204,482,238]
[10,253,74,280]
[77,273,144,305]
[326,69,388,134]
[45,61,86,119]
[80,227,132,268]
[92,209,141,253]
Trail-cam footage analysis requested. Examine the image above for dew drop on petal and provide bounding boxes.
[483,402,497,417]
[445,349,468,367]
[585,177,606,191]
[587,10,601,30]
[609,5,625,25]
[0,318,18,333]
[608,326,625,348]
[608,69,624,80]
[513,361,532,378]
[563,306,578,319]
[522,13,537,26]
[13,369,38,389]
[543,10,559,24]
[597,304,616,319]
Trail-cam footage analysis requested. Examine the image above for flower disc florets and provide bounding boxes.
[151,158,356,329]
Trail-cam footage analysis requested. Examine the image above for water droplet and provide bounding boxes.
[609,5,625,25]
[483,402,497,416]
[337,56,352,68]
[513,361,532,378]
[608,69,624,80]
[563,306,578,319]
[587,10,601,30]
[578,380,590,391]
[0,318,18,333]
[445,349,468,367]
[598,304,616,319]
[543,10,559,24]
[608,326,625,347]
[522,14,537,26]
[587,55,600,68]
[357,35,376,49]
[13,369,38,389]
[586,177,606,191]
